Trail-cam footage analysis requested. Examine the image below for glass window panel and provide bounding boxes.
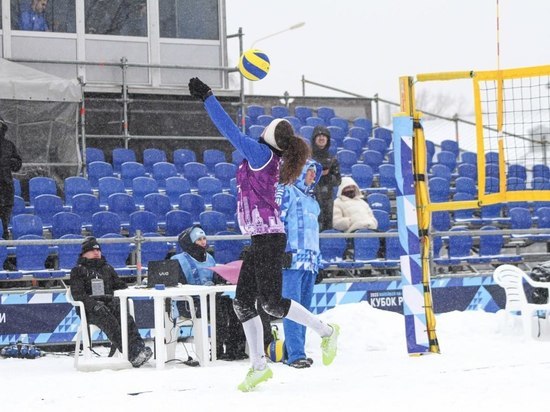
[12,0,76,33]
[85,0,147,36]
[159,0,219,40]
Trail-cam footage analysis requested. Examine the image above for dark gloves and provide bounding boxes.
[188,77,212,101]
[282,252,293,269]
[92,302,110,317]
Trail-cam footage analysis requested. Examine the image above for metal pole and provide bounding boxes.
[238,28,245,132]
[374,93,380,128]
[453,113,460,144]
[120,57,130,149]
[78,76,87,177]
[302,74,305,96]
[135,229,143,285]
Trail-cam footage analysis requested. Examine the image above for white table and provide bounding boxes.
[115,284,235,369]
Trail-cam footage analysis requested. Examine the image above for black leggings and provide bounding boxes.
[233,233,291,323]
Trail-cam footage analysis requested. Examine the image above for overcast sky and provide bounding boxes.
[225,0,550,105]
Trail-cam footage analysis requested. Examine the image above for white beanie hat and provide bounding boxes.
[263,118,291,151]
[190,227,207,243]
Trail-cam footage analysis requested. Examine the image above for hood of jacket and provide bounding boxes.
[177,224,207,262]
[294,159,323,194]
[310,125,332,159]
[336,176,362,198]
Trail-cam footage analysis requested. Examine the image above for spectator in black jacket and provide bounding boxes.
[69,237,152,367]
[0,118,22,240]
[310,126,341,231]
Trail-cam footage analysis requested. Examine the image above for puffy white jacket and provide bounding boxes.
[332,176,378,232]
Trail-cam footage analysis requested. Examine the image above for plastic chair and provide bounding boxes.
[372,209,390,232]
[13,177,22,198]
[440,139,459,157]
[271,105,289,119]
[92,211,122,238]
[143,193,172,226]
[52,211,83,238]
[211,193,237,223]
[457,163,477,181]
[378,164,397,191]
[143,148,167,174]
[294,106,313,125]
[246,104,265,123]
[165,210,193,237]
[348,126,369,145]
[485,151,499,164]
[64,176,93,207]
[98,176,126,207]
[319,229,346,266]
[199,211,227,235]
[283,116,302,132]
[165,176,191,206]
[112,148,137,174]
[508,164,527,181]
[131,176,158,205]
[326,125,346,148]
[434,226,473,266]
[342,137,363,156]
[353,117,373,137]
[455,176,477,195]
[120,161,146,189]
[173,148,196,174]
[366,193,391,214]
[29,176,57,206]
[373,128,392,147]
[361,149,383,174]
[87,161,114,189]
[183,162,208,189]
[107,192,137,227]
[436,150,457,172]
[33,194,64,228]
[493,264,550,339]
[212,231,246,264]
[203,149,226,174]
[428,177,451,203]
[353,229,380,263]
[306,116,325,127]
[248,125,265,140]
[129,210,158,236]
[57,234,85,270]
[16,234,64,279]
[316,106,335,124]
[140,232,170,269]
[430,164,452,183]
[11,214,43,239]
[197,176,223,205]
[351,164,373,191]
[336,149,358,175]
[329,117,349,135]
[214,162,237,189]
[71,193,101,227]
[152,161,178,189]
[85,147,105,165]
[366,137,388,156]
[99,234,134,276]
[256,115,275,127]
[178,193,206,223]
[231,149,244,166]
[533,164,550,180]
[461,152,477,165]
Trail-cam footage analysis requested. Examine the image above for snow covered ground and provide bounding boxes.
[2,302,550,411]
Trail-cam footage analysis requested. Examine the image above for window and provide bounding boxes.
[159,0,219,40]
[85,0,147,36]
[12,0,76,33]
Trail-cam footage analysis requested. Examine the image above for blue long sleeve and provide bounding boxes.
[204,95,271,169]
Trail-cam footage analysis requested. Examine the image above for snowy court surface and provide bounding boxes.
[2,302,550,411]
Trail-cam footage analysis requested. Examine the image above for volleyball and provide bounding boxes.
[238,49,270,81]
[266,339,285,362]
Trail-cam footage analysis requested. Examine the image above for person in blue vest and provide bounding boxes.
[276,159,323,368]
[188,77,340,392]
[171,225,248,360]
[19,0,49,31]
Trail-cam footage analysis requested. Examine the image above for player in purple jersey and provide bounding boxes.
[189,77,340,392]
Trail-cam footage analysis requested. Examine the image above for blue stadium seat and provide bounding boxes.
[131,176,158,205]
[64,176,93,207]
[87,161,114,189]
[372,209,390,232]
[11,214,43,239]
[533,164,550,180]
[434,226,473,266]
[366,137,388,157]
[366,193,391,214]
[283,116,302,132]
[430,164,452,183]
[52,211,83,238]
[246,105,265,123]
[231,149,244,167]
[457,163,477,181]
[112,148,136,174]
[460,152,477,165]
[57,234,84,271]
[319,229,346,265]
[13,177,21,198]
[351,164,373,191]
[428,177,451,202]
[165,210,193,237]
[316,106,335,124]
[248,125,265,140]
[294,106,313,125]
[271,106,289,119]
[183,162,208,189]
[211,193,237,224]
[71,193,101,227]
[373,128,392,147]
[143,148,167,174]
[454,176,477,195]
[452,192,479,223]
[199,210,227,235]
[98,176,125,207]
[107,192,137,227]
[353,117,373,137]
[329,117,349,135]
[33,194,64,228]
[140,232,171,269]
[120,161,146,189]
[348,127,368,145]
[342,137,362,156]
[361,149,383,174]
[85,147,105,165]
[129,210,158,236]
[152,161,178,189]
[441,139,459,157]
[165,176,191,206]
[256,115,275,127]
[306,117,325,127]
[29,176,57,206]
[203,149,226,174]
[16,234,64,279]
[99,234,134,276]
[378,164,396,191]
[173,148,196,174]
[229,178,237,197]
[336,149,358,175]
[470,225,521,264]
[485,151,499,164]
[214,162,237,189]
[353,229,380,263]
[425,140,435,169]
[92,211,122,238]
[178,193,206,223]
[326,126,345,148]
[197,176,222,205]
[143,193,172,227]
[212,231,247,264]
[299,125,314,140]
[436,150,457,172]
[507,164,527,181]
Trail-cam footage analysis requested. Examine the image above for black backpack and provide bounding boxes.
[529,261,550,304]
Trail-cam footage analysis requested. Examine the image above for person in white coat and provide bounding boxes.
[332,176,378,232]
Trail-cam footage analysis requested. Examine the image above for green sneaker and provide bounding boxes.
[237,366,273,392]
[321,324,340,366]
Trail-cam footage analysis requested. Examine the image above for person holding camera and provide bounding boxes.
[310,126,341,231]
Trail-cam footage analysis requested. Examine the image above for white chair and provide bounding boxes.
[164,297,205,365]
[493,264,550,339]
[66,287,133,371]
